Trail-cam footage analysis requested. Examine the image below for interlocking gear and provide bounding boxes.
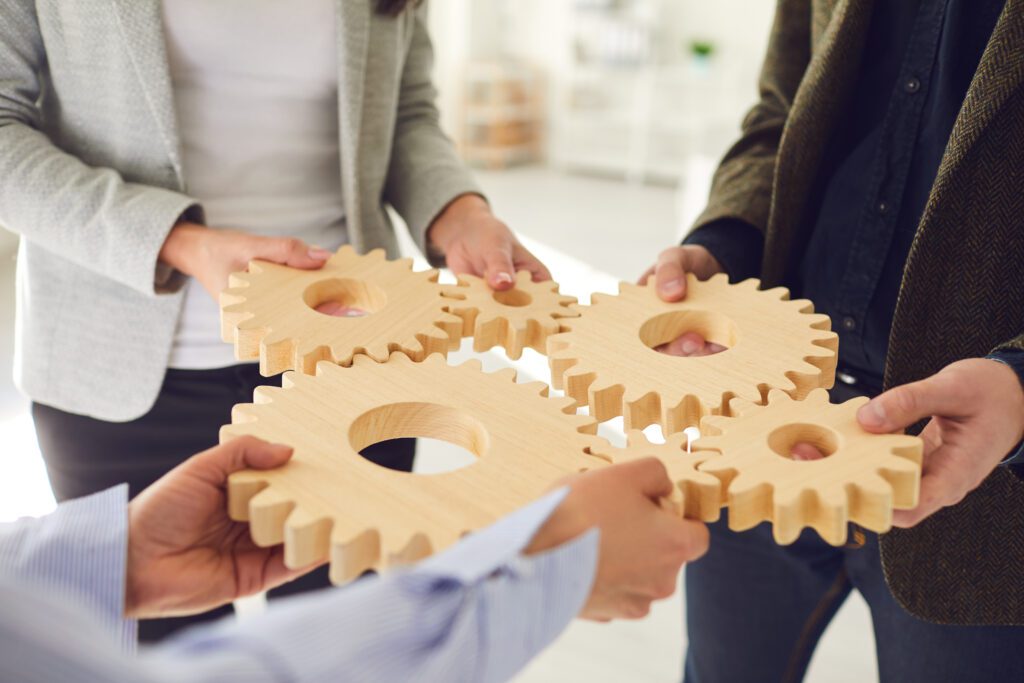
[694,388,923,545]
[443,271,579,359]
[223,353,608,584]
[220,246,464,375]
[589,430,724,521]
[548,275,839,434]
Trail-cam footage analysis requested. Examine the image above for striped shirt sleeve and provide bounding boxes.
[0,484,136,651]
[0,488,599,683]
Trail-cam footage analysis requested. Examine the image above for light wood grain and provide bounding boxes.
[695,389,923,545]
[220,246,464,375]
[222,353,609,584]
[444,270,579,359]
[548,274,839,434]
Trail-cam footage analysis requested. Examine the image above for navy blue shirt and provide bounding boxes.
[685,0,1024,463]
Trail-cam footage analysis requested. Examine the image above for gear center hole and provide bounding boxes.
[304,278,388,318]
[767,423,839,461]
[638,310,738,353]
[350,402,489,474]
[492,288,533,307]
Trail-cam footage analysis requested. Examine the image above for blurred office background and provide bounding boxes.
[0,1,878,681]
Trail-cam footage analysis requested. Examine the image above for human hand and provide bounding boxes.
[525,458,709,621]
[426,194,551,290]
[638,245,727,356]
[159,222,332,302]
[853,358,1024,527]
[126,437,321,619]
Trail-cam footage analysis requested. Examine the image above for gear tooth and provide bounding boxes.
[625,429,651,448]
[764,389,792,406]
[812,330,840,352]
[489,366,519,384]
[552,394,579,413]
[384,531,435,569]
[459,358,484,374]
[876,452,923,509]
[698,414,732,435]
[844,475,894,533]
[763,285,792,301]
[590,291,616,305]
[736,277,762,290]
[329,527,381,585]
[707,272,730,286]
[226,470,269,521]
[350,353,378,368]
[229,402,261,424]
[364,248,387,262]
[284,507,334,568]
[691,435,723,452]
[335,244,357,258]
[589,380,626,423]
[513,270,533,287]
[521,379,551,398]
[726,395,761,417]
[722,473,772,532]
[788,298,815,314]
[246,487,296,547]
[421,351,448,366]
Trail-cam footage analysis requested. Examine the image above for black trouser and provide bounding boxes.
[32,364,415,643]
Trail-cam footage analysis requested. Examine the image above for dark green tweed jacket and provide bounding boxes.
[694,0,1024,625]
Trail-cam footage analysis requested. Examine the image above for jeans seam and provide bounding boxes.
[782,568,851,683]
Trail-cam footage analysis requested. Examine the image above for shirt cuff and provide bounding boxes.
[414,488,570,583]
[986,351,1024,465]
[682,218,764,282]
[0,485,136,651]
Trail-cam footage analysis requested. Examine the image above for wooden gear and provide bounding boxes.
[220,246,464,375]
[222,353,608,585]
[695,388,923,545]
[443,270,579,359]
[547,275,839,434]
[590,430,724,521]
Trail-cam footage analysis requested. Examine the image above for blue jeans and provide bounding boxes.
[683,509,1024,682]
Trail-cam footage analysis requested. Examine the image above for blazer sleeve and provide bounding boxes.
[0,0,200,296]
[689,0,813,237]
[382,2,483,264]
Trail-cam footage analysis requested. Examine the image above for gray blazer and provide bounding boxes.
[0,1,479,421]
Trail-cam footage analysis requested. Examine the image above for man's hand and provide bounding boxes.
[426,194,551,290]
[526,458,709,621]
[126,437,321,619]
[159,222,332,301]
[856,358,1024,527]
[638,245,727,356]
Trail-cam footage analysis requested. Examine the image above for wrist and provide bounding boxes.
[426,193,490,253]
[158,221,206,277]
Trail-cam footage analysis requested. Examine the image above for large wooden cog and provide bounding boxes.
[220,246,464,375]
[694,388,923,545]
[547,275,839,434]
[222,353,609,585]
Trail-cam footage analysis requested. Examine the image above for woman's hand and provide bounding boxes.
[426,194,551,289]
[638,245,727,356]
[159,222,332,301]
[126,437,320,619]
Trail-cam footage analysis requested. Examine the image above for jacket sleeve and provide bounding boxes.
[382,2,483,264]
[689,0,813,238]
[0,0,200,296]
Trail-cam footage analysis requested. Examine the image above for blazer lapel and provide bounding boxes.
[109,0,183,184]
[928,0,1024,196]
[336,0,371,236]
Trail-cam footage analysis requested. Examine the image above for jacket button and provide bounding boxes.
[904,77,921,94]
[841,316,857,331]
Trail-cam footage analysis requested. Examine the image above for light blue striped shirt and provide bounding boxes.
[0,486,598,682]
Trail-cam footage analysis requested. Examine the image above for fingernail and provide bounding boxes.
[493,272,514,285]
[858,401,887,428]
[681,339,700,355]
[308,248,331,260]
[660,278,683,293]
